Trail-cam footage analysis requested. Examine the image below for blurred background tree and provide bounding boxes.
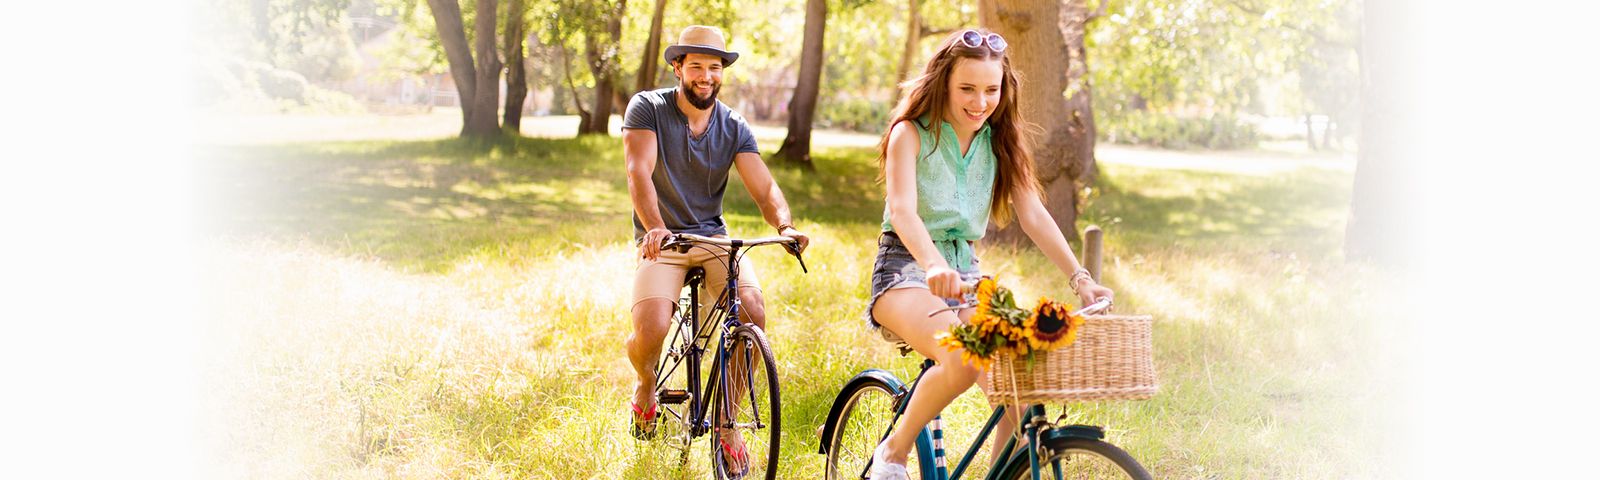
[1089,0,1360,150]
[196,0,1362,152]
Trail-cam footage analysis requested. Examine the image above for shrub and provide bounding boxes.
[1098,110,1259,150]
[818,97,890,134]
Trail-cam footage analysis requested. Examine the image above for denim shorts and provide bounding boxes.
[865,232,981,343]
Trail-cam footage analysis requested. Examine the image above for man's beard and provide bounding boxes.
[681,81,721,110]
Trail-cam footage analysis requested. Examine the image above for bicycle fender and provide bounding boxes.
[817,369,906,454]
[1040,424,1105,442]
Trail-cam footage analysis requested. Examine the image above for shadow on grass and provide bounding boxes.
[202,137,889,273]
[202,135,1349,272]
[1086,166,1353,256]
[201,136,633,272]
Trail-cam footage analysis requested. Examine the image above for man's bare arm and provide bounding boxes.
[734,152,809,251]
[625,128,670,260]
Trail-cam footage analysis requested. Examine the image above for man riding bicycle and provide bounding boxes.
[622,24,811,468]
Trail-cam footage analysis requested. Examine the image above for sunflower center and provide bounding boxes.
[1037,310,1066,334]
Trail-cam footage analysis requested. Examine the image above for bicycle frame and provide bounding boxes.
[833,359,1062,480]
[656,235,796,439]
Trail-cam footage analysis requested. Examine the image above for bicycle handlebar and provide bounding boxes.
[664,233,797,248]
[930,281,1113,317]
[661,233,809,273]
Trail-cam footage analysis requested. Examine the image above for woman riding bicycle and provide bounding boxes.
[864,28,1114,480]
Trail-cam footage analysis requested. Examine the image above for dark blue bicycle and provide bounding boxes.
[646,233,805,480]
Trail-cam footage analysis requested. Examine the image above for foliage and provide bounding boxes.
[1087,0,1361,146]
[817,97,890,133]
[811,0,970,131]
[200,0,361,84]
[1098,109,1260,150]
[194,0,367,113]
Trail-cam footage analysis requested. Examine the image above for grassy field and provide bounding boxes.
[197,122,1403,478]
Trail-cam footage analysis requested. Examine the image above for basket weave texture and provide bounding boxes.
[981,314,1157,403]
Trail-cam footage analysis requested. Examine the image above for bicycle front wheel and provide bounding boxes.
[999,437,1151,480]
[710,324,781,480]
[823,374,922,480]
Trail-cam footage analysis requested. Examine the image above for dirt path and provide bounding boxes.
[196,110,1353,175]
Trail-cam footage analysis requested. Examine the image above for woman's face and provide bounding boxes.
[944,57,1004,133]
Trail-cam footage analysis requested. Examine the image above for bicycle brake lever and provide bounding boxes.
[660,234,691,254]
[783,242,808,273]
[926,301,977,317]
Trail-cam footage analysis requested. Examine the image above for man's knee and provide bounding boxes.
[630,298,676,344]
[738,288,767,326]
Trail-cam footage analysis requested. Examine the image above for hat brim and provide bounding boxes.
[664,45,739,67]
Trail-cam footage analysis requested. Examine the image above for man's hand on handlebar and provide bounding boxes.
[639,227,673,261]
[779,226,810,254]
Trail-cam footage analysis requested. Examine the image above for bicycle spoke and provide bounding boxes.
[823,381,907,480]
[1018,439,1148,480]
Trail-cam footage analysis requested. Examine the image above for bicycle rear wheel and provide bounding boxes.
[999,437,1151,480]
[710,324,781,480]
[822,375,920,480]
[651,301,699,456]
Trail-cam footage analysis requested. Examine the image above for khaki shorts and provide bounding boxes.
[632,243,762,314]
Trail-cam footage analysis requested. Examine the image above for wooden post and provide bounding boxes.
[1083,225,1103,282]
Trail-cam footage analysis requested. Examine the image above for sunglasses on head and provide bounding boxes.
[958,30,1007,52]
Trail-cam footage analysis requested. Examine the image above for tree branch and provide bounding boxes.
[1087,0,1109,22]
[919,26,953,38]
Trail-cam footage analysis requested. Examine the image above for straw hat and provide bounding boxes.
[663,25,739,67]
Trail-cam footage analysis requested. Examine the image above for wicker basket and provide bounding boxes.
[981,314,1157,403]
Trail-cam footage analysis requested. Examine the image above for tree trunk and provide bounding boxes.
[580,0,626,136]
[560,33,593,130]
[980,0,1097,244]
[251,0,272,46]
[774,0,826,168]
[636,0,669,94]
[425,0,479,134]
[1345,0,1406,264]
[503,0,528,132]
[1306,114,1320,151]
[463,0,503,137]
[892,0,922,105]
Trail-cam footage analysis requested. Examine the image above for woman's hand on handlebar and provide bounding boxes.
[1077,281,1115,313]
[926,264,963,299]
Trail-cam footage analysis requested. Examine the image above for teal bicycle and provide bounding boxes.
[818,298,1153,480]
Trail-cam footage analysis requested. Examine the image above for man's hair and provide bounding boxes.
[876,28,1041,227]
[670,53,724,68]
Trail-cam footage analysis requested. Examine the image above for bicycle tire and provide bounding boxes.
[822,375,922,480]
[997,437,1151,480]
[710,324,782,480]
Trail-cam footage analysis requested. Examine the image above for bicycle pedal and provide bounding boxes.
[658,389,691,404]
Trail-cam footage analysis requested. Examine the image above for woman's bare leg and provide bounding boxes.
[871,288,979,465]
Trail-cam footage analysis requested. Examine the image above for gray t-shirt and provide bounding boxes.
[623,87,761,240]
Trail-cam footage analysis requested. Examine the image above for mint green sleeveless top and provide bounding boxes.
[881,116,997,271]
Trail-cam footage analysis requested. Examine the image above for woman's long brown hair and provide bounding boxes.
[877,28,1041,226]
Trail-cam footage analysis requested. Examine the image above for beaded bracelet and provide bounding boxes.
[1070,268,1093,295]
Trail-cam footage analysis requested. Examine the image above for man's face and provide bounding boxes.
[674,53,724,110]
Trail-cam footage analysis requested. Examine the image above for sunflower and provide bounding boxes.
[937,277,1086,368]
[1024,298,1085,351]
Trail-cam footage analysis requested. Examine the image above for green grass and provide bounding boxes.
[199,134,1403,478]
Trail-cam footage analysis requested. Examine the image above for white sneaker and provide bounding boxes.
[868,441,910,480]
